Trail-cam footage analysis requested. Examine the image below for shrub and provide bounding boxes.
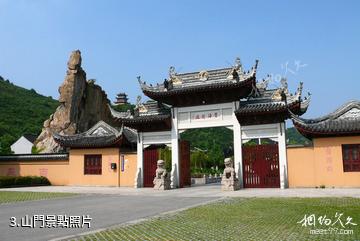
[0,176,51,188]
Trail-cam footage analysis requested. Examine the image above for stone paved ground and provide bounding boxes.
[4,184,360,198]
[0,193,215,241]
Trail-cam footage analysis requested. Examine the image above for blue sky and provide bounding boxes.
[0,0,359,119]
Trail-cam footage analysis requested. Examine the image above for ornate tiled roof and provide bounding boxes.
[235,80,311,125]
[53,121,137,148]
[138,58,258,106]
[110,99,171,120]
[291,100,360,139]
[110,60,312,127]
[110,99,172,131]
[108,105,132,118]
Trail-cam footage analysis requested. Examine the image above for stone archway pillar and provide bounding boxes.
[134,132,143,188]
[171,107,180,188]
[278,122,288,189]
[232,101,243,188]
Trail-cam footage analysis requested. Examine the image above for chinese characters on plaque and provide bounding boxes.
[190,110,221,121]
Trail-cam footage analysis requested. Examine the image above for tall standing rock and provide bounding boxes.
[35,50,113,153]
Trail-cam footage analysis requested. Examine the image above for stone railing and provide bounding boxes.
[191,174,222,186]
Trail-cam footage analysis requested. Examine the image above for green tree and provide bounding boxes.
[0,134,15,154]
[190,150,208,169]
[0,77,59,154]
[158,146,172,172]
[111,103,135,113]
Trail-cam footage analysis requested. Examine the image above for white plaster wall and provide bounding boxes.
[10,136,33,154]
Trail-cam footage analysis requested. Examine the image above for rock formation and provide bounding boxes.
[34,50,113,153]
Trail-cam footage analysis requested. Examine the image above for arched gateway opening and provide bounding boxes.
[111,58,311,189]
[181,127,233,187]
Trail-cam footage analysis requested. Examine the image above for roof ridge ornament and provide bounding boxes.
[198,70,209,81]
[271,77,289,101]
[134,95,148,114]
[226,57,242,81]
[137,76,147,88]
[294,82,303,100]
[280,77,289,94]
[256,74,270,90]
[169,66,182,85]
[234,57,242,72]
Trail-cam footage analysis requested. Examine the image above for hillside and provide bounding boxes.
[0,77,59,154]
[0,76,309,155]
[286,126,311,145]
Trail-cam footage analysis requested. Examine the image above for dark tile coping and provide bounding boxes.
[0,153,69,162]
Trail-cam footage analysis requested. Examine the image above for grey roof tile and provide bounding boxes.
[53,121,137,148]
[291,100,360,138]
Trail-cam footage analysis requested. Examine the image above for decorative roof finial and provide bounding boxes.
[136,95,142,106]
[256,75,270,90]
[234,57,242,71]
[134,95,148,114]
[272,77,289,101]
[295,82,304,99]
[137,76,145,85]
[169,66,176,79]
[280,77,288,92]
[198,70,209,81]
[168,66,182,85]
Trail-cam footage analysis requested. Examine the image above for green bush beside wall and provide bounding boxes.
[0,176,51,188]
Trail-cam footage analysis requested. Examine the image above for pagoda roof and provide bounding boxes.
[291,100,360,139]
[53,121,137,148]
[138,59,258,106]
[235,80,311,125]
[110,100,172,132]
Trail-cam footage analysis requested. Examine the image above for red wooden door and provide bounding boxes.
[242,144,280,188]
[143,148,158,187]
[180,140,191,188]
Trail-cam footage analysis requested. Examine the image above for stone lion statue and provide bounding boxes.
[153,160,171,190]
[221,158,240,191]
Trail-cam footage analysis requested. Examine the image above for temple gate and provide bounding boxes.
[110,57,311,189]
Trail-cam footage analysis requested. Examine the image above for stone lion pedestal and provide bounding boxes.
[153,160,171,190]
[221,158,240,191]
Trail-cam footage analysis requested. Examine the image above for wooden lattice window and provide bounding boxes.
[84,155,102,175]
[342,144,360,172]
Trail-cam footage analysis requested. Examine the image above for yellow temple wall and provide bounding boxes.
[0,160,69,185]
[287,136,360,187]
[68,148,137,187]
[0,148,137,187]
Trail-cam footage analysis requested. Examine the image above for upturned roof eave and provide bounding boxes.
[53,134,124,148]
[140,75,255,96]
